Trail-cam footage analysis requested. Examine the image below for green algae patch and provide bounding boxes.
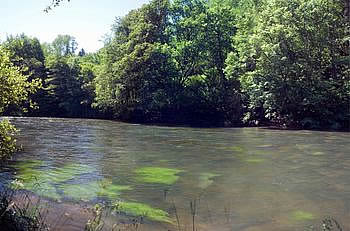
[15,168,44,183]
[12,177,61,201]
[256,145,273,148]
[46,163,94,183]
[97,183,132,199]
[61,183,98,201]
[252,150,271,155]
[61,163,95,175]
[61,179,132,201]
[292,211,315,221]
[12,161,61,200]
[11,161,94,201]
[312,151,325,156]
[114,201,172,223]
[13,160,44,170]
[12,173,61,201]
[230,146,245,153]
[245,158,265,163]
[14,162,94,185]
[33,182,61,201]
[198,173,220,189]
[217,146,245,152]
[135,167,184,185]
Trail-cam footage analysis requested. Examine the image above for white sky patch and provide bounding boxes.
[0,0,150,52]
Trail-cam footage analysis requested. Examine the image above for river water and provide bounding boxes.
[1,117,350,231]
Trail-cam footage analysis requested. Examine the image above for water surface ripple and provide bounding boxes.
[2,117,350,231]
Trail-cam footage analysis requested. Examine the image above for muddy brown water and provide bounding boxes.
[1,117,349,231]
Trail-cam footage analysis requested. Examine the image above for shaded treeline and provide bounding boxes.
[1,0,349,129]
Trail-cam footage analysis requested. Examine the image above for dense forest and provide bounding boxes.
[1,0,349,130]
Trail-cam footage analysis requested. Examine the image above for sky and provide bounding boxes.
[0,0,150,52]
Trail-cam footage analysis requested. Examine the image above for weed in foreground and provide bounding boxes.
[0,188,49,231]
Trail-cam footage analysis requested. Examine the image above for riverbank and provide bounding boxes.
[3,115,349,132]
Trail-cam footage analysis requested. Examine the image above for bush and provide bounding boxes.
[0,119,18,161]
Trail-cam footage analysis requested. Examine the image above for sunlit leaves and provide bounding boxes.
[0,47,40,114]
[228,0,349,129]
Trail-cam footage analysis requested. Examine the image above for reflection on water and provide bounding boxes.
[1,117,350,231]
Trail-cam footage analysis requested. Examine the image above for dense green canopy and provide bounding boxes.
[1,0,349,130]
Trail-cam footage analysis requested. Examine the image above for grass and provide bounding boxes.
[0,188,49,231]
[85,204,143,231]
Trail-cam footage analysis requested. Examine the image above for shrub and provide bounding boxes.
[0,119,18,161]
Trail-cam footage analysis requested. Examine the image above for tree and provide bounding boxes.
[44,55,85,117]
[36,34,99,117]
[77,53,100,117]
[167,0,242,125]
[3,34,46,80]
[44,0,71,12]
[95,0,175,122]
[2,34,47,115]
[50,34,78,57]
[228,0,350,129]
[0,46,40,159]
[0,47,40,114]
[78,48,86,57]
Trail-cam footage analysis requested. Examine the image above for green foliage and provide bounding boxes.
[114,201,172,223]
[2,0,348,129]
[50,34,78,57]
[94,0,243,126]
[44,56,84,117]
[228,0,350,129]
[135,167,184,185]
[166,0,243,126]
[94,0,175,122]
[0,47,40,114]
[43,51,98,117]
[3,34,46,80]
[0,120,18,160]
[2,34,98,118]
[0,46,39,161]
[2,34,47,116]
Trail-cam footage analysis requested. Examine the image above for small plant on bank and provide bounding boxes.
[0,188,49,231]
[305,217,344,231]
[321,217,343,231]
[85,204,105,231]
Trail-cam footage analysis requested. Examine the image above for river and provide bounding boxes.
[1,117,350,231]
